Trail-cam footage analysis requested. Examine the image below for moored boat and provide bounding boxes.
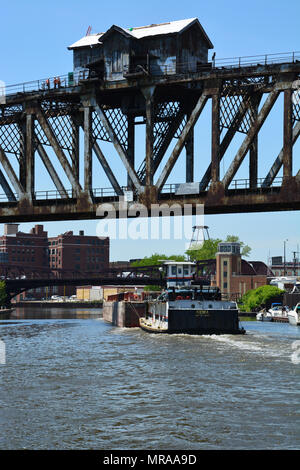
[287,303,300,326]
[256,310,273,322]
[0,307,14,317]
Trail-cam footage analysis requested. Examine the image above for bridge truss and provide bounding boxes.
[0,59,300,222]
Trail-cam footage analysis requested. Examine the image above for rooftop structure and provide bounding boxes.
[68,18,213,79]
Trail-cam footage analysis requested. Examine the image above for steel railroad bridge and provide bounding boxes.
[2,264,165,302]
[1,52,300,222]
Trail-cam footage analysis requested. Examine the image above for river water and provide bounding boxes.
[0,307,299,450]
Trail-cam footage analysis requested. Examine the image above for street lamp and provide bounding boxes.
[284,239,288,276]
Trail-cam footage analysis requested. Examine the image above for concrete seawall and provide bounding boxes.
[102,301,146,327]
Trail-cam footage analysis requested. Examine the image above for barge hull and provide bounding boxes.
[167,308,242,334]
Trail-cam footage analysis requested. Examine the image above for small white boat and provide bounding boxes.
[256,310,273,322]
[288,303,300,326]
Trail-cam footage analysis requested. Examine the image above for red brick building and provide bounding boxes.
[48,230,109,296]
[211,242,269,299]
[0,224,109,299]
[0,224,48,271]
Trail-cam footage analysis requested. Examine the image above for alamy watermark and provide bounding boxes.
[291,340,300,365]
[0,80,5,105]
[0,339,5,365]
[292,79,300,106]
[96,199,205,250]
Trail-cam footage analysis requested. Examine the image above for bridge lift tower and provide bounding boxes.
[188,225,210,252]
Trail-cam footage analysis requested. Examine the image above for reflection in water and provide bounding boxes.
[0,308,299,450]
[9,307,102,320]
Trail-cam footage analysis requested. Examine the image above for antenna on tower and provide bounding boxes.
[86,26,92,36]
[188,225,210,251]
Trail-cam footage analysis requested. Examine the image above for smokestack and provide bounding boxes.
[4,223,19,236]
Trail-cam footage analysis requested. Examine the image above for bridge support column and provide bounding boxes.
[72,116,80,182]
[185,110,194,182]
[145,96,154,186]
[283,88,293,179]
[25,113,35,200]
[211,93,220,183]
[142,86,155,187]
[127,115,135,189]
[249,98,259,189]
[84,106,93,196]
[19,119,26,190]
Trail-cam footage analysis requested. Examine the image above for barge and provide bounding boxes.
[139,286,245,335]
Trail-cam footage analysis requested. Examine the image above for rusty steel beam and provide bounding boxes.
[211,92,220,183]
[185,108,194,182]
[0,168,17,201]
[199,94,254,191]
[35,109,82,195]
[71,117,80,180]
[262,120,300,187]
[249,96,259,189]
[222,90,280,188]
[0,146,24,198]
[127,115,135,188]
[36,141,69,198]
[143,87,155,187]
[156,93,208,192]
[25,113,35,199]
[92,140,123,196]
[84,106,93,195]
[283,88,293,178]
[93,100,143,193]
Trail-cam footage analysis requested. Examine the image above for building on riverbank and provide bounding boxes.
[210,242,270,299]
[0,224,109,299]
[76,285,145,301]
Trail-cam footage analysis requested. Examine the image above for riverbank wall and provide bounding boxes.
[102,301,146,327]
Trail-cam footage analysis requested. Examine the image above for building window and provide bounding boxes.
[223,261,227,266]
[224,271,227,277]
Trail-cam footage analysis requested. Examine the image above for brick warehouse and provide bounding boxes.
[0,224,109,299]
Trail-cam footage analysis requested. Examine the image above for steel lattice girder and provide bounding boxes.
[0,62,299,221]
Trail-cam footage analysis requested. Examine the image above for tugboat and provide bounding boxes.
[139,261,245,335]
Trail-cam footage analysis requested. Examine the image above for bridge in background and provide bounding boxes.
[0,51,300,221]
[5,275,165,303]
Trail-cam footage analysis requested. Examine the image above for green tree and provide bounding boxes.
[131,253,186,291]
[225,235,251,258]
[186,238,221,261]
[239,285,284,312]
[186,235,252,261]
[131,253,186,267]
[0,280,7,306]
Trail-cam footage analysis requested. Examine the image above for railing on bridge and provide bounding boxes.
[0,177,285,203]
[1,51,300,98]
[160,177,284,195]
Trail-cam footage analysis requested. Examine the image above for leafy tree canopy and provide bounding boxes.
[186,238,222,261]
[186,235,252,261]
[131,253,186,267]
[0,280,7,306]
[225,235,251,258]
[239,285,284,312]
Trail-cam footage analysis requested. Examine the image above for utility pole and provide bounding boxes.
[283,239,288,276]
[292,251,299,276]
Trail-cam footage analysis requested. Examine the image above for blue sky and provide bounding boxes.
[0,0,300,263]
